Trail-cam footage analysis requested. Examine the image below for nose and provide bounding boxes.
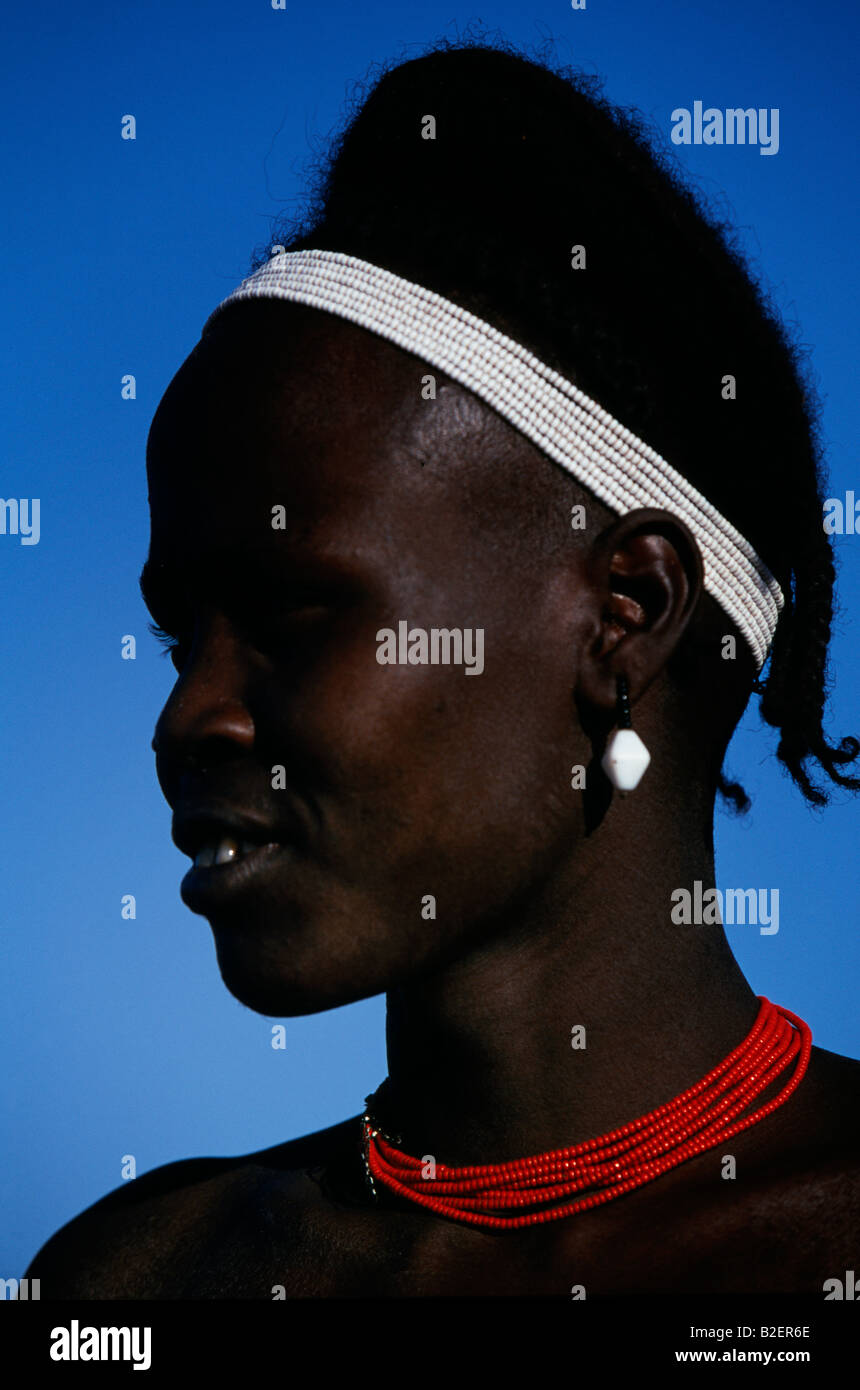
[152,613,256,792]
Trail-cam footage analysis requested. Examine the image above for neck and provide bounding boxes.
[382,794,758,1165]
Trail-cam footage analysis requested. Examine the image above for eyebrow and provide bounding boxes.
[139,548,259,611]
[139,546,362,621]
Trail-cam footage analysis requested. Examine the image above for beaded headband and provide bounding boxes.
[203,248,784,671]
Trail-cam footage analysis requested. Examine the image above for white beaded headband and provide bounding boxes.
[203,248,784,671]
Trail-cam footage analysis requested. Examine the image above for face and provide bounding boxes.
[144,303,597,1016]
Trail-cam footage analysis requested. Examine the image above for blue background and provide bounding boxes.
[3,0,858,1278]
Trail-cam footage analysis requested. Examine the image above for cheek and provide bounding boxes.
[282,636,491,805]
[266,623,576,872]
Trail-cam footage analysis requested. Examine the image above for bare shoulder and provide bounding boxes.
[715,1043,860,1283]
[26,1117,360,1299]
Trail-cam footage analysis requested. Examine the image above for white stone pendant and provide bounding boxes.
[601,728,651,792]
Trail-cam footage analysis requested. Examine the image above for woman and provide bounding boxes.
[28,41,860,1297]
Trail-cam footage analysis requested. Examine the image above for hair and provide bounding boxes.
[252,36,860,813]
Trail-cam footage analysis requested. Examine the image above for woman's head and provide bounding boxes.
[142,41,859,1016]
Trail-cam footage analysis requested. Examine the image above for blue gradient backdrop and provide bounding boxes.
[2,0,858,1278]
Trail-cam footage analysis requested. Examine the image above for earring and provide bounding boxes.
[600,675,651,793]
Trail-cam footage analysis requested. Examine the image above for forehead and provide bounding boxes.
[144,301,573,587]
[148,303,503,542]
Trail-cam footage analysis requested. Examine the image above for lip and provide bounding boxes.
[172,805,284,860]
[181,841,291,913]
[172,802,301,914]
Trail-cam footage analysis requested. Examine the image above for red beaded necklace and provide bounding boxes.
[361,997,811,1230]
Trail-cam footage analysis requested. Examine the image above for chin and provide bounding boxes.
[210,920,380,1017]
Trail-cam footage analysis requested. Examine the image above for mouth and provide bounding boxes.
[190,835,269,869]
[172,809,294,914]
[173,809,282,860]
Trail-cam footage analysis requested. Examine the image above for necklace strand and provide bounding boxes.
[361,997,812,1230]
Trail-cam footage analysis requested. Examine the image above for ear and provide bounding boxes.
[576,507,705,718]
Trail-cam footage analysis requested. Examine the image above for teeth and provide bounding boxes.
[194,837,261,868]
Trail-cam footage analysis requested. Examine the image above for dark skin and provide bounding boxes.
[29,303,860,1297]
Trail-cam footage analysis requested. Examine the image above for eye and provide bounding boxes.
[148,622,187,669]
[146,590,343,670]
[149,621,177,653]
